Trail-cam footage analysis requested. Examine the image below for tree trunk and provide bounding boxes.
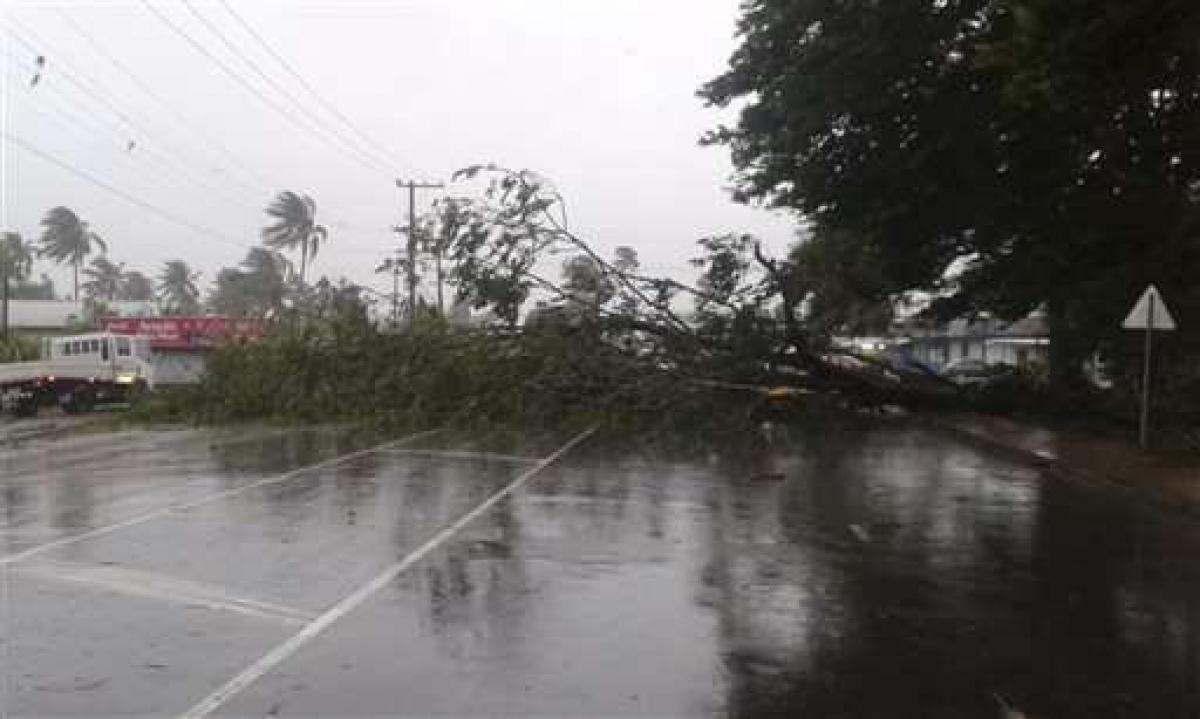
[73,263,79,303]
[300,243,308,284]
[1047,297,1087,392]
[436,249,444,317]
[2,260,9,340]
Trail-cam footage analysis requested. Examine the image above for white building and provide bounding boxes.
[893,313,1050,370]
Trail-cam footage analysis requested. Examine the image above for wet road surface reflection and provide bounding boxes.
[0,422,1198,716]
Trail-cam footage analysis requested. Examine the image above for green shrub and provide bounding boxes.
[0,335,40,363]
[149,317,817,447]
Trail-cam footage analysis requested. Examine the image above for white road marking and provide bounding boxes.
[0,424,300,472]
[0,429,440,567]
[17,560,317,625]
[179,426,597,719]
[379,448,540,464]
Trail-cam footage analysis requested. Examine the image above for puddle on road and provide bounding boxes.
[2,422,1199,717]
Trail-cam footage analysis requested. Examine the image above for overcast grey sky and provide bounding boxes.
[1,0,796,301]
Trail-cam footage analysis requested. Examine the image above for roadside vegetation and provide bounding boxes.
[16,1,1200,447]
[131,160,1200,447]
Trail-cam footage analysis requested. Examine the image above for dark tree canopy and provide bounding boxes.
[700,0,1200,384]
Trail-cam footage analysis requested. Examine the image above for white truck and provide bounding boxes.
[0,332,155,416]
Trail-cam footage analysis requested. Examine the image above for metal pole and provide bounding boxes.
[391,247,400,327]
[407,182,417,332]
[1139,293,1155,448]
[435,248,444,318]
[2,254,8,340]
[395,180,445,333]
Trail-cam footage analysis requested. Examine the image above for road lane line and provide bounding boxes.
[179,426,598,719]
[0,429,440,567]
[378,448,540,464]
[0,424,307,470]
[17,560,317,625]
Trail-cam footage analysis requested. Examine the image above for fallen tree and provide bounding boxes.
[438,165,955,408]
[139,165,956,440]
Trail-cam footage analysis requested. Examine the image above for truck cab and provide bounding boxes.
[41,333,156,388]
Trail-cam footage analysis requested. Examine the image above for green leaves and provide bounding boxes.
[263,191,327,283]
[702,0,1200,383]
[209,247,292,318]
[81,255,125,302]
[38,206,105,268]
[158,260,201,315]
[0,233,35,283]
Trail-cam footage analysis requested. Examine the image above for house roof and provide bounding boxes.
[7,300,159,329]
[8,300,84,329]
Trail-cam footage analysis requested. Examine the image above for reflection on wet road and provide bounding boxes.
[0,422,1197,716]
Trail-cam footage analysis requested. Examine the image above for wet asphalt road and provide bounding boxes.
[0,421,1198,717]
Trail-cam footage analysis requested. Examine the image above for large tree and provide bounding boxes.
[120,270,156,302]
[38,206,106,301]
[262,191,327,284]
[0,232,34,337]
[158,259,201,315]
[700,0,1200,386]
[209,247,292,318]
[81,255,125,302]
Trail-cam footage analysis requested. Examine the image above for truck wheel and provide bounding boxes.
[12,393,38,418]
[62,389,95,414]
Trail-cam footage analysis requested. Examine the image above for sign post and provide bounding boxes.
[1122,285,1177,448]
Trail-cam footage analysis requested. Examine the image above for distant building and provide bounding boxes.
[892,312,1050,370]
[5,300,158,334]
[102,316,262,385]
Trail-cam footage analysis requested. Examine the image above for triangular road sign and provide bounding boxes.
[1122,284,1177,331]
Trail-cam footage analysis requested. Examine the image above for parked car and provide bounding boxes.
[941,358,991,386]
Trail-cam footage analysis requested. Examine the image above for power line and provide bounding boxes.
[0,47,268,217]
[139,0,392,180]
[54,7,280,198]
[217,0,405,171]
[10,11,379,232]
[179,0,395,177]
[1,16,262,204]
[4,11,390,263]
[3,21,142,145]
[3,130,249,250]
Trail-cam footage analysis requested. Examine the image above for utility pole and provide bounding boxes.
[389,243,401,327]
[396,179,444,332]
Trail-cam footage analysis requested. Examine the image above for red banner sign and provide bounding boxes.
[101,316,262,349]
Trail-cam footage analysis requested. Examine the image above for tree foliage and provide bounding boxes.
[0,233,34,288]
[263,191,327,283]
[120,270,156,302]
[38,206,106,301]
[82,256,125,302]
[0,232,34,336]
[427,165,936,404]
[209,247,292,318]
[158,259,201,315]
[700,0,1200,387]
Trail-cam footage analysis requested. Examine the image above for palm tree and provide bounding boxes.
[262,191,327,283]
[120,270,156,302]
[209,247,292,318]
[157,259,201,315]
[82,255,124,301]
[241,246,292,281]
[0,232,34,338]
[37,206,106,301]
